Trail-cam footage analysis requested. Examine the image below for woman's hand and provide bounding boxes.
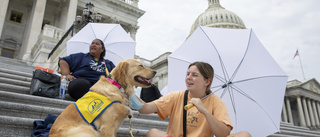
[59,60,75,81]
[65,74,76,81]
[189,98,207,114]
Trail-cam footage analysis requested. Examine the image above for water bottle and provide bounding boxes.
[59,76,67,99]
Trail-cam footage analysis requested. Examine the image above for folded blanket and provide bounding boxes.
[31,114,57,137]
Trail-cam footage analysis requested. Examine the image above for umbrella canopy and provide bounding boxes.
[67,23,135,66]
[166,26,288,137]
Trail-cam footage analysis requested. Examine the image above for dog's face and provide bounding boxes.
[111,58,156,90]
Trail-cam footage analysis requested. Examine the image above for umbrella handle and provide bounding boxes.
[105,68,110,76]
[184,103,194,110]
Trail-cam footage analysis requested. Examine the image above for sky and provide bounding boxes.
[135,0,320,82]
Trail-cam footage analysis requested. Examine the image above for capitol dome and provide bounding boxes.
[189,0,246,36]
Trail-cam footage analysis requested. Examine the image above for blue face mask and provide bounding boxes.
[129,95,144,110]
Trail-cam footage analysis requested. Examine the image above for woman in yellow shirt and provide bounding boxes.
[132,61,251,137]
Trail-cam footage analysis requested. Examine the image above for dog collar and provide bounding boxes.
[107,78,121,89]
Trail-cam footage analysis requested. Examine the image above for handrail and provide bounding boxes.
[47,24,74,59]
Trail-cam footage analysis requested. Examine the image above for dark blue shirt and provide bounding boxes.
[60,53,115,83]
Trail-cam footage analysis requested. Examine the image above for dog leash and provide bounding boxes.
[107,73,134,137]
[128,115,134,137]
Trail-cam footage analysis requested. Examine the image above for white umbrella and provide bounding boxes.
[167,26,288,137]
[67,23,135,66]
[160,85,168,96]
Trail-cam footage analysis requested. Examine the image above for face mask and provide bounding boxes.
[129,94,144,110]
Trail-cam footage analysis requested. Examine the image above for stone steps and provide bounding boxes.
[0,71,32,83]
[0,115,150,137]
[0,90,73,109]
[0,77,30,87]
[0,97,167,126]
[0,67,32,94]
[1,57,320,137]
[0,100,63,120]
[0,82,30,94]
[0,115,35,137]
[277,122,320,137]
[0,100,167,131]
[269,123,320,137]
[0,66,34,78]
[0,56,35,73]
[0,58,168,136]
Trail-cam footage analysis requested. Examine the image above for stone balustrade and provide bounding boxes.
[118,0,139,7]
[42,24,65,40]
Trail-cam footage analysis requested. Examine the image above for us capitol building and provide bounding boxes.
[1,0,320,135]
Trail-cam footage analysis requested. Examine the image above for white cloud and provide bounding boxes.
[136,0,320,81]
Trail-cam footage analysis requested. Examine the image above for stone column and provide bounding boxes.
[317,102,320,128]
[131,0,139,8]
[21,0,47,61]
[60,0,78,30]
[297,95,306,127]
[307,99,315,127]
[129,25,138,41]
[286,98,293,123]
[0,0,9,39]
[282,100,288,122]
[312,101,320,127]
[302,97,311,127]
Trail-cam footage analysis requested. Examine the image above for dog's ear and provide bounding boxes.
[113,61,128,87]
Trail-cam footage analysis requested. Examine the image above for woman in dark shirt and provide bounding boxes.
[59,39,115,100]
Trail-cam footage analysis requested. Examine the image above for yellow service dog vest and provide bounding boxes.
[75,91,119,130]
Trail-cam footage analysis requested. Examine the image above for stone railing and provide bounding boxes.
[118,0,138,7]
[119,0,131,4]
[30,24,67,68]
[41,24,65,40]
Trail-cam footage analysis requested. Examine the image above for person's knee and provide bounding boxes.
[227,131,251,137]
[146,128,158,137]
[146,128,167,137]
[239,131,251,137]
[68,78,92,100]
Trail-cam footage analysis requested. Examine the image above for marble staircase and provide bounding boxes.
[0,56,167,137]
[0,56,320,137]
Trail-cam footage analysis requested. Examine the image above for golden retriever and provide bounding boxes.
[49,58,156,137]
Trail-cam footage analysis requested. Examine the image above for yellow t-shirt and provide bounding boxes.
[154,90,232,137]
[75,92,118,124]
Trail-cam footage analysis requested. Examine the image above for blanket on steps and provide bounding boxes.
[31,114,57,137]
